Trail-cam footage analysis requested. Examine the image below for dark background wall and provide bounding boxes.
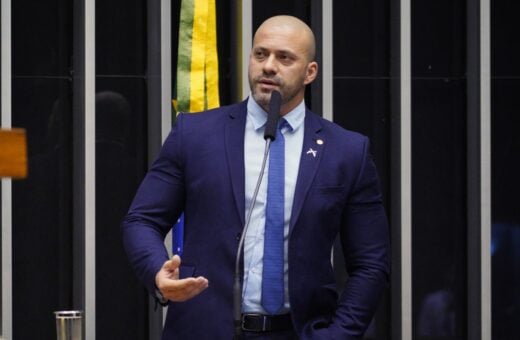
[411,1,468,338]
[94,0,149,338]
[11,0,73,338]
[491,1,520,339]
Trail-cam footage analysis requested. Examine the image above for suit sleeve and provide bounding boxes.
[121,114,187,294]
[306,137,390,339]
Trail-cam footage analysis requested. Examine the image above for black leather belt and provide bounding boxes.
[241,313,293,332]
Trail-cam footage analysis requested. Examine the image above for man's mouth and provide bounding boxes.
[258,78,279,90]
[259,78,277,85]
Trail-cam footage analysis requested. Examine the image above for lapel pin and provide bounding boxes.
[306,148,317,158]
[316,139,324,145]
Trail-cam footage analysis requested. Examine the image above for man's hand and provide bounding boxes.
[155,255,209,302]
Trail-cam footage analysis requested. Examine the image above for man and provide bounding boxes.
[122,15,389,339]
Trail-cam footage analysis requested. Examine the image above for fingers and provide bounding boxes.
[161,276,209,302]
[170,254,181,268]
[163,254,181,271]
[156,256,180,284]
[155,255,209,302]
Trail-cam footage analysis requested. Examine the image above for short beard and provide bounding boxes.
[249,75,283,111]
[251,91,271,111]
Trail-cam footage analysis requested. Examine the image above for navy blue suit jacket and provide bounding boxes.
[122,100,390,339]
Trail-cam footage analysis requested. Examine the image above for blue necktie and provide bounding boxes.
[262,119,289,314]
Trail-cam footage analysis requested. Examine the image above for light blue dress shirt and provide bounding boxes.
[242,96,305,314]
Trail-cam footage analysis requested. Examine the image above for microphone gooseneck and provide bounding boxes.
[233,91,282,339]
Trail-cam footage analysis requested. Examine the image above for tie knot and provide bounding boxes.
[278,119,292,132]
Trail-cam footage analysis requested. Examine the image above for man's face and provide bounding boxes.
[248,24,316,115]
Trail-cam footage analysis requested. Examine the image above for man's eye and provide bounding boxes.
[279,54,293,64]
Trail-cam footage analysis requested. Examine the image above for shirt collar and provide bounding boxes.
[247,94,305,132]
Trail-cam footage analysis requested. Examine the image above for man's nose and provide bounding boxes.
[263,54,277,74]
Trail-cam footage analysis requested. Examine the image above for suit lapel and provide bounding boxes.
[290,111,325,233]
[225,101,248,226]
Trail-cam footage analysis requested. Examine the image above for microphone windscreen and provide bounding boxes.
[264,91,282,141]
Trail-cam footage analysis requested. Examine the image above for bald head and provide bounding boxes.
[254,15,316,62]
[248,15,318,114]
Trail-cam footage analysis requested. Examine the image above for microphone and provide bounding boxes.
[233,91,282,338]
[264,90,282,141]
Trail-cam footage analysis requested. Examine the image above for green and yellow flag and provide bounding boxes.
[174,0,220,113]
[172,0,220,255]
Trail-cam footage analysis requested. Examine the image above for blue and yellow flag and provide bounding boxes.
[173,0,220,255]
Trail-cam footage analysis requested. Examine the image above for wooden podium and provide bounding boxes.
[0,128,27,178]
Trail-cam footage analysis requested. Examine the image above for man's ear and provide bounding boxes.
[304,61,318,85]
